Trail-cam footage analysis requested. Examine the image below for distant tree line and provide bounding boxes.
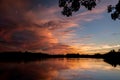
[0,49,120,66]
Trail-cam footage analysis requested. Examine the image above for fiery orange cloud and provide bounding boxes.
[0,0,80,54]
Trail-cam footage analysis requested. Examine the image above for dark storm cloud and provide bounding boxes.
[11,30,38,43]
[0,0,40,52]
[0,0,80,54]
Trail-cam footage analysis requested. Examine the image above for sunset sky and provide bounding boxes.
[0,0,120,54]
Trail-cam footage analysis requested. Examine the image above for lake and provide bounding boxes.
[0,58,120,80]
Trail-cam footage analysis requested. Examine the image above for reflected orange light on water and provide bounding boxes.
[0,58,120,80]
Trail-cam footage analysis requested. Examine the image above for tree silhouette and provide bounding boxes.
[59,0,97,17]
[107,0,120,20]
[118,49,120,52]
[59,0,120,20]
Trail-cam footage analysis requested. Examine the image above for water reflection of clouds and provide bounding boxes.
[0,59,120,80]
[0,62,59,80]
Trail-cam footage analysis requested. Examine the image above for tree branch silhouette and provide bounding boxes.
[59,0,97,17]
[107,0,120,20]
[59,0,120,20]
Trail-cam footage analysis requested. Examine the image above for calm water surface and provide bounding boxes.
[0,58,120,80]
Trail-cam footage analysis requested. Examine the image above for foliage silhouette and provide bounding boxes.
[59,0,97,17]
[103,49,120,67]
[108,0,120,20]
[59,0,120,20]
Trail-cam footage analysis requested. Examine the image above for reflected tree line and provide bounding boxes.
[103,49,120,67]
[59,0,120,20]
[0,49,120,67]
